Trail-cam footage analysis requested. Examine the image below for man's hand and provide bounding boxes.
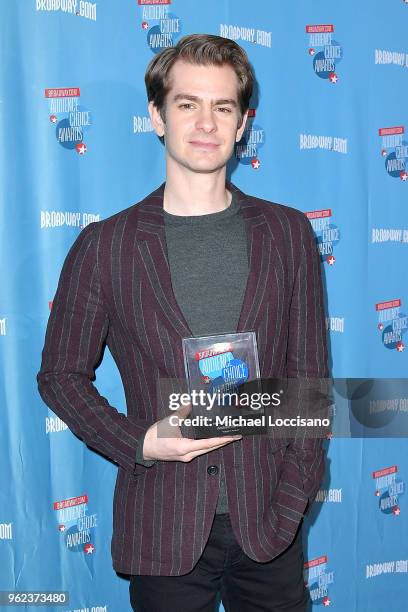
[142,403,242,462]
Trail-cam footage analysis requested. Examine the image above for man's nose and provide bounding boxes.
[195,106,217,132]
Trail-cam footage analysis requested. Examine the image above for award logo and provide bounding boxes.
[305,209,340,266]
[304,554,335,607]
[379,126,408,181]
[54,494,98,555]
[376,298,407,352]
[373,465,405,515]
[138,0,183,54]
[196,342,249,399]
[234,109,265,170]
[306,24,343,84]
[45,87,92,155]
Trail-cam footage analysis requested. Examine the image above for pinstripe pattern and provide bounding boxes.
[37,182,329,575]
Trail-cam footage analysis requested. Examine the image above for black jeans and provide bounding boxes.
[129,513,309,612]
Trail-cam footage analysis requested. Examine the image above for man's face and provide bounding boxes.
[149,60,248,174]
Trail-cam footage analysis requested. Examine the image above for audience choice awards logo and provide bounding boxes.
[305,209,340,266]
[234,109,265,170]
[304,555,335,607]
[197,343,248,397]
[54,494,98,557]
[306,24,343,84]
[376,298,407,352]
[45,87,92,155]
[373,465,405,515]
[379,126,408,181]
[138,0,182,53]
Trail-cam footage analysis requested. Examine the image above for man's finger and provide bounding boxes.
[181,438,242,461]
[179,434,242,453]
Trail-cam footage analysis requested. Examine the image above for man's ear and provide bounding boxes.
[236,109,249,143]
[148,101,165,137]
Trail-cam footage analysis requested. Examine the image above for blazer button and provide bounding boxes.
[207,465,219,476]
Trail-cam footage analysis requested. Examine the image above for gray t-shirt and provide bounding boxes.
[135,191,249,514]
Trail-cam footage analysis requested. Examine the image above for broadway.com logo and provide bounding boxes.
[36,0,97,21]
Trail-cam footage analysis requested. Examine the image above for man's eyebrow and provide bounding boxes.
[172,94,238,106]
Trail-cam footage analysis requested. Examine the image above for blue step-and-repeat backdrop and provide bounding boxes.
[1,1,408,611]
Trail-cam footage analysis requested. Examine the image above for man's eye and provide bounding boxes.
[217,107,232,113]
[179,103,195,109]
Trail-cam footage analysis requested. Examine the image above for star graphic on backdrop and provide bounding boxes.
[309,48,315,56]
[84,543,95,554]
[381,149,387,157]
[326,255,336,266]
[378,323,384,331]
[322,596,331,606]
[396,341,405,352]
[142,21,149,30]
[251,158,261,169]
[50,115,57,124]
[58,524,66,532]
[400,170,408,181]
[375,490,380,497]
[329,73,338,84]
[393,506,401,515]
[76,143,87,155]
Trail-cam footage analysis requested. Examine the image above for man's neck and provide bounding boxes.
[163,164,231,216]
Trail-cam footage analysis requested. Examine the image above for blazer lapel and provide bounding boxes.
[134,184,193,339]
[134,181,274,341]
[229,183,275,334]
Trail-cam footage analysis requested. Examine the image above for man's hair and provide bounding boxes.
[145,34,254,126]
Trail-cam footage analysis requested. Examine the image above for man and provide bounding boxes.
[37,34,329,611]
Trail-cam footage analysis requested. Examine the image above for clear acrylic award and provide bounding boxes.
[181,331,266,438]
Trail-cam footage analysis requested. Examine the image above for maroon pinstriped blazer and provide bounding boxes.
[37,181,329,576]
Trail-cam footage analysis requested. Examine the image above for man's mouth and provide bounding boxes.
[189,141,220,149]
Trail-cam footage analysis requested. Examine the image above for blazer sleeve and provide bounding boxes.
[283,211,331,511]
[37,222,153,474]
